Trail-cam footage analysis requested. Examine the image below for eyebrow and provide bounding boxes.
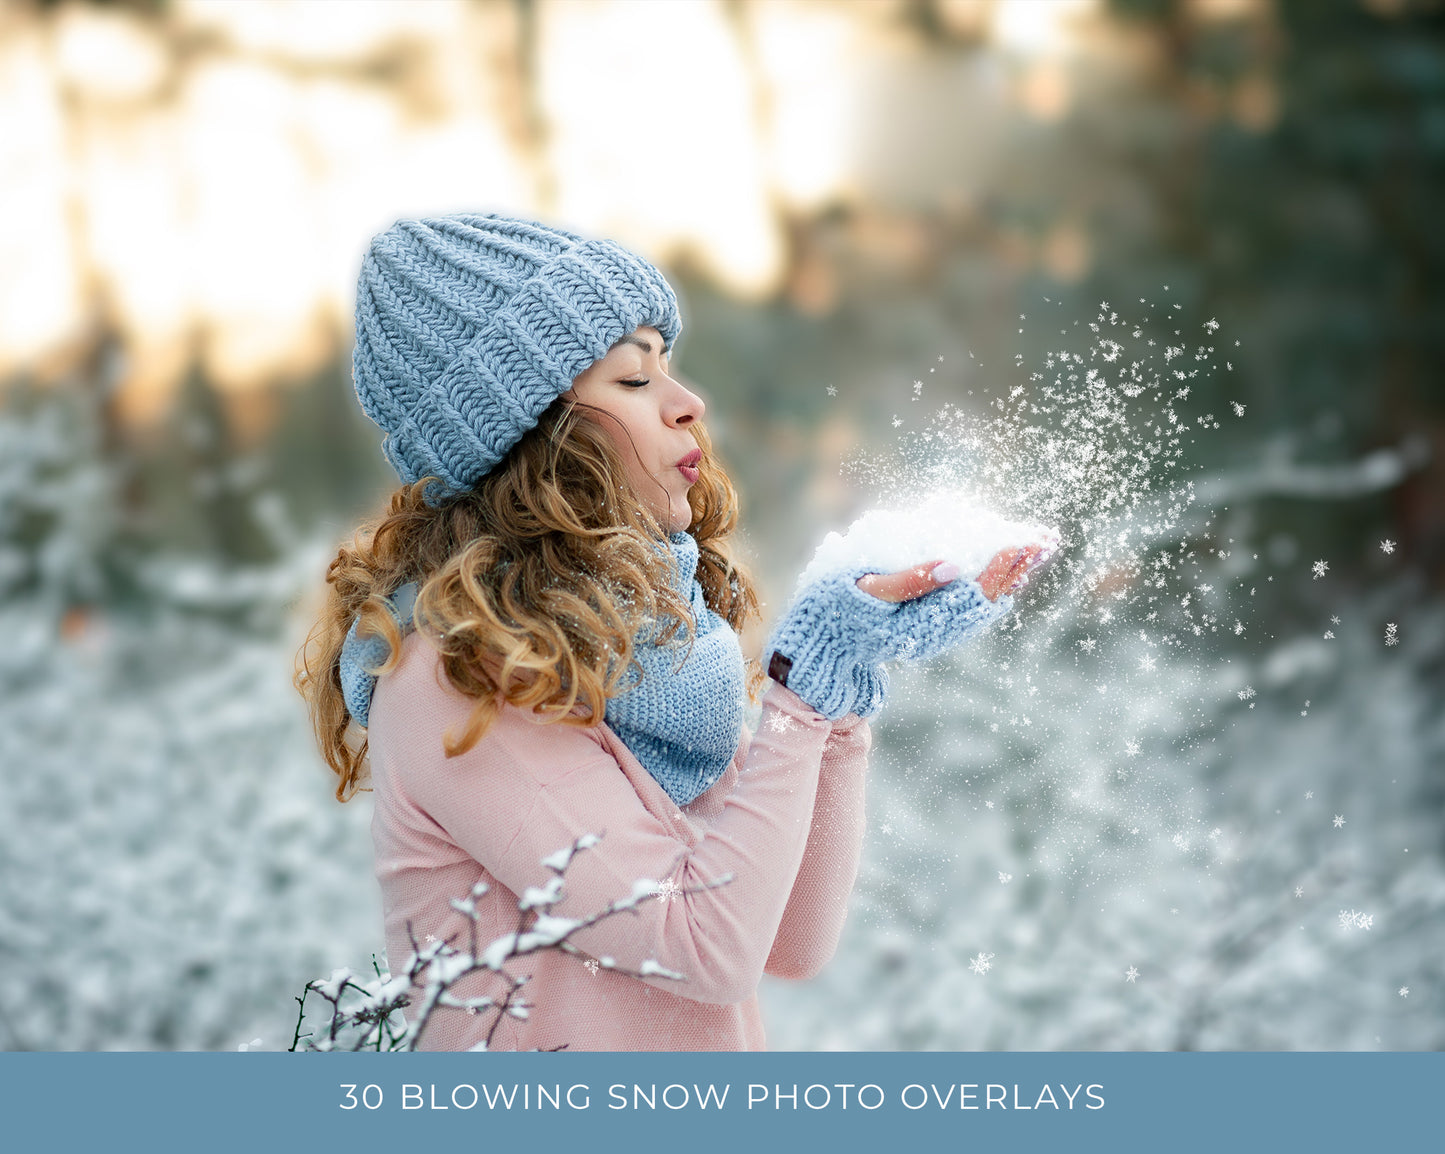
[612,334,656,354]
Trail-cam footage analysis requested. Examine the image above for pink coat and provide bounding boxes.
[367,630,871,1051]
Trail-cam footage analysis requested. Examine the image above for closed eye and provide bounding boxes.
[618,378,649,387]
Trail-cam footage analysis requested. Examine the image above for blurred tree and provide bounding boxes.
[1097,0,1444,578]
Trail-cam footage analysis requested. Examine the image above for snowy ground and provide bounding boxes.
[0,552,381,1052]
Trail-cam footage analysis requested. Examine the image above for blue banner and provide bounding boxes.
[1,1052,1436,1151]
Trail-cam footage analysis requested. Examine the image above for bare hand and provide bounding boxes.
[857,544,1048,605]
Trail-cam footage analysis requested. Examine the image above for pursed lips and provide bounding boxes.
[676,448,702,484]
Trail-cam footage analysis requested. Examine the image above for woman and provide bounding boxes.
[298,213,1043,1051]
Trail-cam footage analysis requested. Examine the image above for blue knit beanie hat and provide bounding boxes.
[353,213,682,497]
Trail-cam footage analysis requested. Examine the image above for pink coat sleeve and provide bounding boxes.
[764,712,870,980]
[381,657,855,1006]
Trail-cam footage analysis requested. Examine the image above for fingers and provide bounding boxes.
[857,542,1053,605]
[1008,544,1045,590]
[1002,547,1033,587]
[976,543,1050,601]
[856,560,957,604]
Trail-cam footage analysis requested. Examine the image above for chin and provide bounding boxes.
[660,494,692,535]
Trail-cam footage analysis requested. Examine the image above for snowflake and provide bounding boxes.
[1124,965,1139,983]
[1305,790,1314,799]
[1323,630,1334,640]
[1399,986,1409,998]
[1333,814,1346,829]
[1379,539,1395,554]
[984,800,994,809]
[424,934,436,943]
[765,711,796,735]
[1294,887,1304,898]
[891,415,903,428]
[1137,654,1157,673]
[1233,620,1245,636]
[1124,740,1140,757]
[1209,827,1222,839]
[1311,560,1329,580]
[912,380,923,398]
[1385,623,1399,646]
[1230,401,1246,417]
[880,822,893,835]
[1338,909,1373,932]
[1237,684,1255,701]
[653,878,683,903]
[968,952,995,976]
[998,872,1013,884]
[583,958,599,976]
[1171,832,1190,852]
[1204,317,1220,333]
[825,384,837,397]
[1078,636,1097,652]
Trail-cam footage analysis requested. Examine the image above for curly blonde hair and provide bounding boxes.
[296,400,760,802]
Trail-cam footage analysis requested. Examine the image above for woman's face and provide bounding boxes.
[566,326,707,534]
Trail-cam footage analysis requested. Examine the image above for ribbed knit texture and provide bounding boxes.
[339,583,417,729]
[766,568,1013,720]
[338,537,744,806]
[603,533,745,807]
[353,213,682,497]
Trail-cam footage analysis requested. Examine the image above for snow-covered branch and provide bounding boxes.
[1195,436,1429,504]
[289,833,726,1052]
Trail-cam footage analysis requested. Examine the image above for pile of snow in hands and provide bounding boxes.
[796,489,1060,594]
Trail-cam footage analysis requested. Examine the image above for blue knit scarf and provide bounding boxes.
[602,533,746,806]
[339,533,745,808]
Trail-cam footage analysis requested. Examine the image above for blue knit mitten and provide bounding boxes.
[765,569,1012,720]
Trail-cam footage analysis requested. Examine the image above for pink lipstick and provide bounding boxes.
[677,448,702,484]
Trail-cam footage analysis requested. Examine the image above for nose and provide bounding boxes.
[665,375,706,427]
